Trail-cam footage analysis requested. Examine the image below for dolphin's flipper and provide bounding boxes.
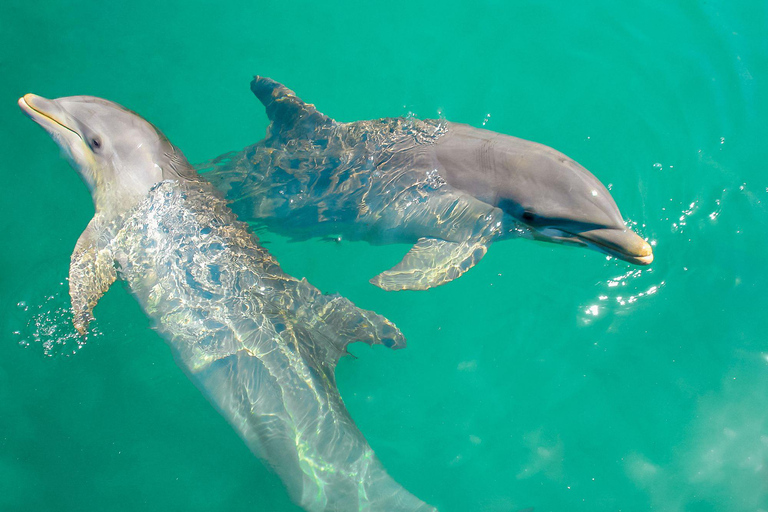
[69,216,116,334]
[293,279,405,368]
[370,237,490,291]
[251,76,333,142]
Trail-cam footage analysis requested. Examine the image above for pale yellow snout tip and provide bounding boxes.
[636,240,654,264]
[19,93,38,108]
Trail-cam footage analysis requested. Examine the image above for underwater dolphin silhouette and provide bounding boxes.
[204,77,653,291]
[19,93,436,512]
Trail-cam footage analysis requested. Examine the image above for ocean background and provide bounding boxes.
[1,1,766,511]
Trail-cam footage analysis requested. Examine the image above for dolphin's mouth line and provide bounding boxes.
[565,230,653,264]
[20,96,83,141]
[532,226,652,264]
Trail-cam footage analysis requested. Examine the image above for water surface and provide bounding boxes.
[1,1,766,510]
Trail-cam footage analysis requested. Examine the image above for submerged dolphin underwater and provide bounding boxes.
[204,77,653,291]
[19,94,436,512]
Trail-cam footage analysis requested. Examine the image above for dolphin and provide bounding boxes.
[19,93,436,512]
[203,77,653,291]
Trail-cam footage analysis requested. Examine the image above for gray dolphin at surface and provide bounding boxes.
[19,93,436,512]
[204,77,653,291]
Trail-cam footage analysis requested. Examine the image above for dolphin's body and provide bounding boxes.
[19,94,435,512]
[205,77,653,291]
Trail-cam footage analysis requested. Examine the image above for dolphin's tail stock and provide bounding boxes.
[192,348,436,512]
[185,279,437,512]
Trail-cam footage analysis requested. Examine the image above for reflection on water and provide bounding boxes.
[581,266,664,323]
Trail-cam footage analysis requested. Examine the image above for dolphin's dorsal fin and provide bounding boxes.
[251,76,333,141]
[69,216,116,334]
[294,279,405,369]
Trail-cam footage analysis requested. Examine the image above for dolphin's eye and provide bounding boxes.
[90,137,102,151]
[521,211,536,222]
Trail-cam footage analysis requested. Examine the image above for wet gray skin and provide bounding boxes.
[204,77,653,291]
[19,93,436,512]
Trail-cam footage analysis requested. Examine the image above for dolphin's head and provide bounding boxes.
[19,94,195,218]
[434,124,653,265]
[496,146,653,265]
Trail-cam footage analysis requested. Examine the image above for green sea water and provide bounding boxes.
[1,1,766,511]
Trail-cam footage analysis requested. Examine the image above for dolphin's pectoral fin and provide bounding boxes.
[370,237,489,291]
[251,76,333,141]
[69,217,116,335]
[318,295,406,351]
[295,279,406,367]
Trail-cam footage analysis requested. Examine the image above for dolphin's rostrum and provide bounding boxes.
[19,93,436,512]
[204,77,653,291]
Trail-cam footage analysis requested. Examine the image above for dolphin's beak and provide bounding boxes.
[18,94,79,138]
[19,93,98,194]
[572,227,654,265]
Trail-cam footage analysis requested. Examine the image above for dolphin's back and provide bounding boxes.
[108,180,434,512]
[203,115,502,244]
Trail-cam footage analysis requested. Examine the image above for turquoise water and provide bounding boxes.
[1,1,766,510]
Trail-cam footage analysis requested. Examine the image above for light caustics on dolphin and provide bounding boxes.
[19,93,436,512]
[201,77,653,291]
